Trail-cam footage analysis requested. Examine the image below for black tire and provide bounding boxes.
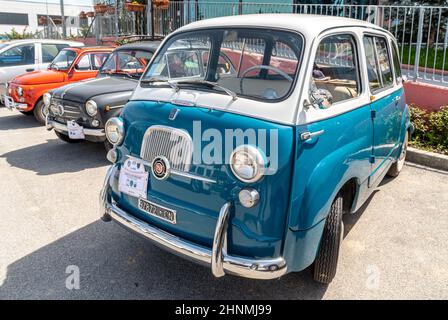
[55,131,83,143]
[20,110,34,116]
[33,99,47,125]
[104,140,113,152]
[387,131,408,177]
[313,194,344,284]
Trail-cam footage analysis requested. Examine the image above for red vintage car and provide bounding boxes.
[3,46,113,124]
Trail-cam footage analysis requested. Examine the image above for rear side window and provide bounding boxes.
[90,52,109,70]
[391,43,402,83]
[364,35,394,92]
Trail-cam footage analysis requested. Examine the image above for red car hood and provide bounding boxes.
[12,70,66,85]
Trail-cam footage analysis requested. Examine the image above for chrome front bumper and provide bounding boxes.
[99,167,287,280]
[46,119,105,138]
[1,94,28,110]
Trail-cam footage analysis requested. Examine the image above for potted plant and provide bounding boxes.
[94,2,108,14]
[38,16,47,25]
[106,5,116,15]
[124,1,146,13]
[153,0,169,10]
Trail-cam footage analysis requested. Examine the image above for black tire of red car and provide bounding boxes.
[33,99,47,125]
[312,194,344,284]
[55,131,82,143]
[387,131,409,177]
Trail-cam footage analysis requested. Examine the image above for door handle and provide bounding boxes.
[300,129,325,142]
[394,96,401,105]
[26,68,34,72]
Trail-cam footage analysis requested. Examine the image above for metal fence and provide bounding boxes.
[150,2,448,86]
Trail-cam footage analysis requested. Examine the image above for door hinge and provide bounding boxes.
[370,110,376,119]
[369,155,375,164]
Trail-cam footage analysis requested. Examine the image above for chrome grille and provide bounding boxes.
[60,104,82,120]
[140,125,193,172]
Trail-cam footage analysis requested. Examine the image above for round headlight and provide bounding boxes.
[85,100,98,116]
[43,92,51,106]
[230,145,267,183]
[17,87,23,97]
[105,117,124,145]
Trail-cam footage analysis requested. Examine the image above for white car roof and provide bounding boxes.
[175,14,390,39]
[2,39,83,46]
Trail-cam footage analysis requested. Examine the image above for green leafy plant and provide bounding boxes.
[409,105,448,155]
[1,27,37,40]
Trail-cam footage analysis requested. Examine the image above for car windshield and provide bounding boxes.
[100,49,153,79]
[142,28,303,100]
[49,49,77,70]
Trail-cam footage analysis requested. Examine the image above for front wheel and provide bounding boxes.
[55,131,83,144]
[387,131,408,177]
[104,140,113,152]
[33,100,48,125]
[312,194,344,284]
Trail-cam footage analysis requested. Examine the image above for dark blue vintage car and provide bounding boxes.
[99,14,411,283]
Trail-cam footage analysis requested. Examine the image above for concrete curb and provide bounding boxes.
[406,147,448,172]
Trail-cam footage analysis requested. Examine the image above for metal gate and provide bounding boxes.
[150,2,448,86]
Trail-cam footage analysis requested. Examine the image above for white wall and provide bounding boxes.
[0,0,93,35]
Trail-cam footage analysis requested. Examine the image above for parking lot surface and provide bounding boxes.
[0,108,447,299]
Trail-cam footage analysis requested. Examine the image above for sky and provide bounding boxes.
[21,0,93,5]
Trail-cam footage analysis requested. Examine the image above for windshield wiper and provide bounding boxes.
[174,80,238,101]
[141,77,179,91]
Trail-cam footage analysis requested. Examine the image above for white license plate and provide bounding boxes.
[67,120,85,139]
[138,198,177,224]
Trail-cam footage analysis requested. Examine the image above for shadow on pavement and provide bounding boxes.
[0,138,108,175]
[0,220,328,299]
[343,190,378,239]
[0,112,42,131]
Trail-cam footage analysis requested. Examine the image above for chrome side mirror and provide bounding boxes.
[305,88,333,110]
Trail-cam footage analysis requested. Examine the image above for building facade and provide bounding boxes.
[0,0,93,37]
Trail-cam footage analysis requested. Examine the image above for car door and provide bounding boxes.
[364,34,402,187]
[68,52,108,83]
[0,43,37,83]
[38,42,71,71]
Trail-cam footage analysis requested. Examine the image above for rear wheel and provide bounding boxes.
[387,131,408,177]
[33,99,48,125]
[55,131,83,143]
[312,194,344,284]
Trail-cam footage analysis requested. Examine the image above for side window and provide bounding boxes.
[391,42,402,83]
[0,44,35,66]
[75,54,91,71]
[90,52,109,70]
[364,35,394,92]
[364,36,381,91]
[309,34,360,107]
[42,44,66,63]
[375,37,393,87]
